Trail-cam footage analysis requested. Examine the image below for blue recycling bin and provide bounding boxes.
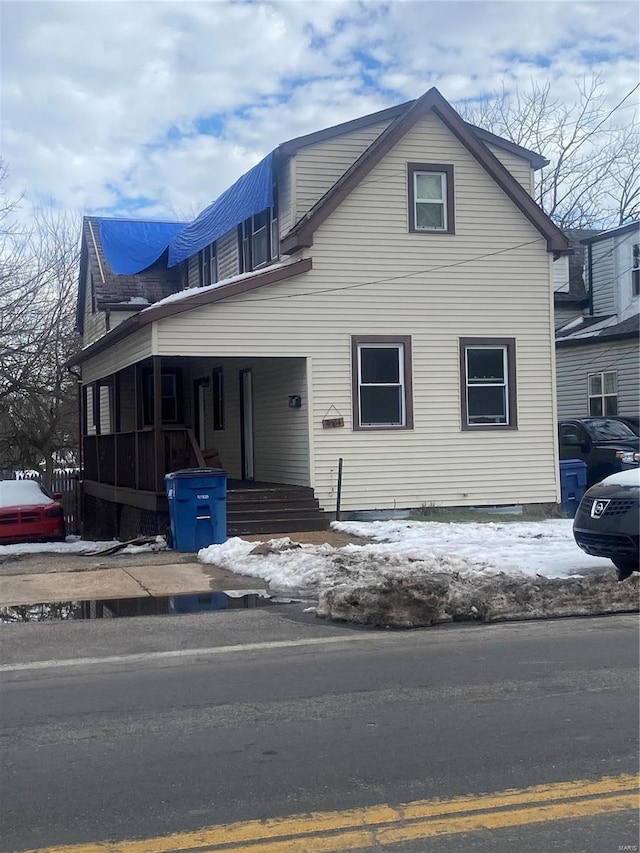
[559,458,587,518]
[165,468,227,552]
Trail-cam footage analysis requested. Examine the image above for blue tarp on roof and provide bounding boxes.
[98,218,186,275]
[168,153,274,268]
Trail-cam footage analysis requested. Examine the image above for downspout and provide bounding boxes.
[153,356,163,494]
[587,242,593,317]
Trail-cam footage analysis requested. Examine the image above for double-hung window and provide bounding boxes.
[588,371,617,416]
[351,336,413,430]
[239,207,278,272]
[199,243,217,288]
[460,338,518,430]
[408,163,455,234]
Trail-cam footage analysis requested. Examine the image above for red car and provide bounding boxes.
[0,480,66,544]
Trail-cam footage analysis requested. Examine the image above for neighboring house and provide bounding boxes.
[74,87,571,540]
[555,222,639,420]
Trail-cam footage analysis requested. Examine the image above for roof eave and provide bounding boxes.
[72,258,313,366]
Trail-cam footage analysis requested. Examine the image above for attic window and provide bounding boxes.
[633,243,639,297]
[408,163,455,234]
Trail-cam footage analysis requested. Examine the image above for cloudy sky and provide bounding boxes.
[1,0,638,222]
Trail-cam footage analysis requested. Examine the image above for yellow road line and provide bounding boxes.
[18,773,639,853]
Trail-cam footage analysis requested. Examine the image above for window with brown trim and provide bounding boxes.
[460,338,518,430]
[407,163,455,234]
[351,335,413,430]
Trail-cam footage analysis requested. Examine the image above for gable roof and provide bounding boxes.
[76,217,183,334]
[581,221,639,245]
[277,99,548,170]
[281,87,570,257]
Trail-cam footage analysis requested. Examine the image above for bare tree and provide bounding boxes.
[462,76,639,228]
[0,167,81,486]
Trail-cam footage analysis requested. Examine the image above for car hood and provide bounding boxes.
[593,438,640,451]
[585,480,640,501]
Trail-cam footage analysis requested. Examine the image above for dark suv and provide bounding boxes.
[559,418,640,487]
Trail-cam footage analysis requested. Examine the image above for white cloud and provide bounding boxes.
[1,0,637,219]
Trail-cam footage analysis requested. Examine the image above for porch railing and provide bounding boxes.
[83,428,205,492]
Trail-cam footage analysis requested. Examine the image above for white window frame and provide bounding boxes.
[351,336,414,431]
[460,338,518,430]
[588,371,618,416]
[413,171,447,231]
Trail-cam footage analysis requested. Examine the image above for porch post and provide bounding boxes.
[134,363,140,490]
[153,356,163,493]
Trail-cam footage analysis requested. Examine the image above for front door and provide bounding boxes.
[240,369,254,480]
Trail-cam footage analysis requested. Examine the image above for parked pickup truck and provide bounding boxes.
[559,417,640,487]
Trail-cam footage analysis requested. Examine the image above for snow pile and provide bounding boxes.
[198,519,638,626]
[198,519,613,600]
[0,536,167,557]
[317,571,639,628]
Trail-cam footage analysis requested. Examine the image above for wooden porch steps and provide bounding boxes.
[226,482,329,536]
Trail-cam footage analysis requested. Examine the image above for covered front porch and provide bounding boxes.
[80,354,327,540]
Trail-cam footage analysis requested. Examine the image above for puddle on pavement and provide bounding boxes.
[0,591,274,622]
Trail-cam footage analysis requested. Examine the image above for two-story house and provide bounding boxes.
[555,222,639,421]
[74,87,571,541]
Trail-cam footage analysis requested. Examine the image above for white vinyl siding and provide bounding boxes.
[154,111,559,511]
[81,325,153,384]
[485,144,535,195]
[293,121,392,222]
[170,357,309,486]
[277,158,294,239]
[556,339,639,420]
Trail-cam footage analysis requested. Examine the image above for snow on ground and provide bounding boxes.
[0,537,166,557]
[198,518,613,599]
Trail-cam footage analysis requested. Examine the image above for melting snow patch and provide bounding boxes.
[197,520,638,626]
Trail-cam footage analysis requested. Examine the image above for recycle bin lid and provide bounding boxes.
[165,468,227,479]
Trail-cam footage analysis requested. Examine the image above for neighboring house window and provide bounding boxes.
[460,338,518,430]
[633,243,639,297]
[351,335,413,430]
[238,208,277,272]
[212,366,224,431]
[199,243,217,287]
[142,368,183,425]
[588,371,617,416]
[407,163,455,234]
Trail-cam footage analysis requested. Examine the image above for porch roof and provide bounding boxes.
[71,258,312,366]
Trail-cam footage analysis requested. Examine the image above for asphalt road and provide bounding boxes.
[1,607,638,852]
